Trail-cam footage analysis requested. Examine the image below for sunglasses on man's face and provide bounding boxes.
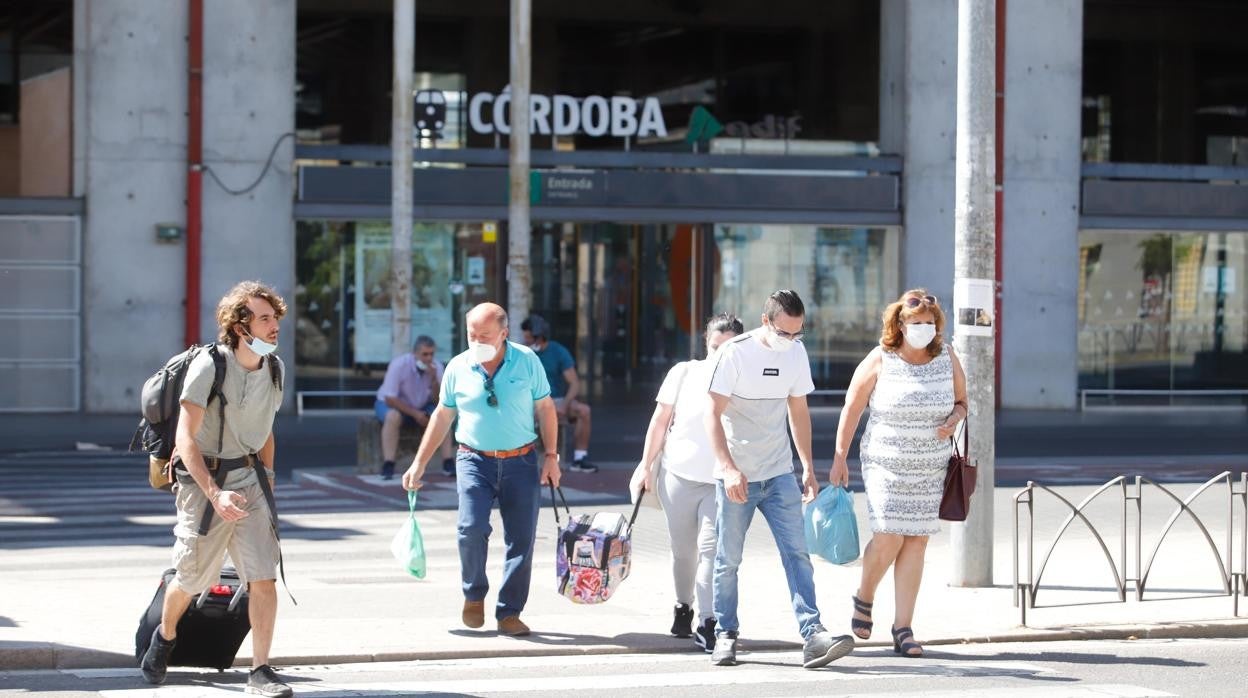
[484,376,499,408]
[903,294,938,308]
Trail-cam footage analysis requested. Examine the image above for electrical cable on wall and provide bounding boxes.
[201,132,296,196]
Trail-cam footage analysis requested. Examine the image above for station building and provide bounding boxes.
[1,0,1244,412]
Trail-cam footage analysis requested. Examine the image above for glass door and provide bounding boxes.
[529,221,708,404]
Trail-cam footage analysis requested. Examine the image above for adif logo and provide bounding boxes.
[685,106,724,144]
[685,105,802,143]
[468,88,667,138]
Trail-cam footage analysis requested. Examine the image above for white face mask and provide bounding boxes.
[415,359,430,372]
[468,340,499,363]
[243,329,278,357]
[768,334,794,352]
[764,325,796,353]
[903,323,937,349]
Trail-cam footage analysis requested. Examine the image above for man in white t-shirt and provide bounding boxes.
[704,289,855,669]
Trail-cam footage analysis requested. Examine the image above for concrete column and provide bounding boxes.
[889,0,959,305]
[79,0,190,411]
[201,1,296,358]
[877,0,905,155]
[1000,0,1083,408]
[78,0,295,411]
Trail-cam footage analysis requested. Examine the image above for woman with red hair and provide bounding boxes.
[829,289,967,659]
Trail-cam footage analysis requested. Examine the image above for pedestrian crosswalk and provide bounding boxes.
[56,650,1180,697]
[0,449,406,550]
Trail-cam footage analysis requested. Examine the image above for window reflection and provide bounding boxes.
[1078,230,1247,397]
[711,225,899,392]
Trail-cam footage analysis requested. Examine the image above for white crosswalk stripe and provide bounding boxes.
[69,651,1178,697]
[0,450,406,550]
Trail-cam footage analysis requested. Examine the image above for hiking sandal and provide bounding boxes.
[850,595,874,640]
[891,625,923,657]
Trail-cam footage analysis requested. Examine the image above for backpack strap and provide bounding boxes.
[267,355,283,391]
[207,345,228,454]
[194,346,229,534]
[251,459,296,605]
[195,464,230,536]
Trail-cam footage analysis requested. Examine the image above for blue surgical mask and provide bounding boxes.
[244,330,278,357]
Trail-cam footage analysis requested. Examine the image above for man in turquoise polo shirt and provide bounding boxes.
[402,302,560,637]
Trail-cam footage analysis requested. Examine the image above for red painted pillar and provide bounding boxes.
[185,0,204,347]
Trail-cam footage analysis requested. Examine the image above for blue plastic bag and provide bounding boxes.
[804,486,860,564]
[391,490,427,578]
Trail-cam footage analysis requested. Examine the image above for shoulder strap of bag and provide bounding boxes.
[950,414,970,458]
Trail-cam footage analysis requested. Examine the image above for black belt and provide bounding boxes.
[174,454,254,477]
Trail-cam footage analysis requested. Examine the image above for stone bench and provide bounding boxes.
[356,412,574,473]
[355,417,424,474]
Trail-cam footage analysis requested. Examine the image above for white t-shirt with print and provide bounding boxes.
[655,359,716,484]
[707,328,815,482]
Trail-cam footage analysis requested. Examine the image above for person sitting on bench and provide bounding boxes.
[375,335,454,479]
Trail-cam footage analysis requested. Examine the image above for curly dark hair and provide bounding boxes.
[215,280,287,348]
[880,288,945,358]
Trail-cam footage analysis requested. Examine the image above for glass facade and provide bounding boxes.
[297,219,898,404]
[1083,0,1248,166]
[713,225,899,392]
[296,1,880,151]
[1078,230,1248,399]
[294,219,501,408]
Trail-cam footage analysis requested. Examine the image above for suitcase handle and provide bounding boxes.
[193,580,246,611]
[227,584,245,613]
[548,483,644,532]
[548,483,572,526]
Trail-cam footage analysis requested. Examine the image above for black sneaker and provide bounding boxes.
[139,626,175,685]
[694,617,716,652]
[380,461,395,480]
[441,458,455,477]
[247,664,293,697]
[569,458,598,473]
[670,603,694,638]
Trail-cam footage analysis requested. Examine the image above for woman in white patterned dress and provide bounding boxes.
[829,289,966,658]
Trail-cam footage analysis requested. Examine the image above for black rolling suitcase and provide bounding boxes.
[135,567,251,671]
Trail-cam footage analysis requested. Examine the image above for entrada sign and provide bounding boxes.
[467,90,668,138]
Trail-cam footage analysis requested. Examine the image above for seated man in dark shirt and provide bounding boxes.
[521,315,597,473]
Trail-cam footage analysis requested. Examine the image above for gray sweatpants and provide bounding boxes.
[657,467,718,621]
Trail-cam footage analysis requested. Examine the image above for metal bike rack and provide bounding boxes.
[1013,471,1248,626]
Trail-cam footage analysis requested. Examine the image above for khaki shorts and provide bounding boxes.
[170,467,279,595]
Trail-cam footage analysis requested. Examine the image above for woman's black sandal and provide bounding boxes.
[850,595,873,640]
[891,626,923,657]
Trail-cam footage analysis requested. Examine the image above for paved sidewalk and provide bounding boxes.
[3,478,1245,670]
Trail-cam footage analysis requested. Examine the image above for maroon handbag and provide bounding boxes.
[938,419,977,522]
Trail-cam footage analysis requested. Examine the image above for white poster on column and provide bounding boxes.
[354,222,455,365]
[953,277,995,337]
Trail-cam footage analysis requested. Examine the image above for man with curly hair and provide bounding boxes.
[140,281,293,697]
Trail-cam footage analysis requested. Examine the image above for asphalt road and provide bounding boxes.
[3,638,1246,697]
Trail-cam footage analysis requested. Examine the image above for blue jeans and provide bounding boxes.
[456,447,541,620]
[374,399,434,426]
[713,472,822,640]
